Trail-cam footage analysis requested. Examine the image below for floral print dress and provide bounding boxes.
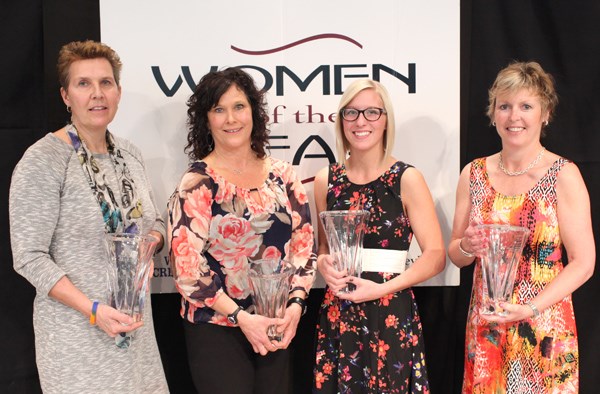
[168,158,316,325]
[463,157,579,393]
[314,161,430,394]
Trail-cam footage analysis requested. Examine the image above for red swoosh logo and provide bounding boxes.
[231,33,363,55]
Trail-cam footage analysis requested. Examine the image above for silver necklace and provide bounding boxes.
[498,147,546,176]
[214,150,246,175]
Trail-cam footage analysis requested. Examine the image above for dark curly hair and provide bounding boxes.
[185,67,270,161]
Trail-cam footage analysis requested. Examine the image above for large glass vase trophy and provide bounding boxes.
[105,233,159,348]
[477,224,530,316]
[319,210,370,293]
[248,258,295,341]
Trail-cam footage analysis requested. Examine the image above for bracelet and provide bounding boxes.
[289,286,307,295]
[90,301,99,325]
[286,297,307,316]
[527,301,540,318]
[458,238,475,258]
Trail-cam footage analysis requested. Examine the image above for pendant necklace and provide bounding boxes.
[498,147,546,176]
[214,150,246,175]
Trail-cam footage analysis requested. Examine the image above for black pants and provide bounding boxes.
[184,320,291,394]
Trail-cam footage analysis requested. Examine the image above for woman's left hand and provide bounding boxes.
[273,304,302,349]
[479,302,533,324]
[149,230,164,251]
[336,276,386,303]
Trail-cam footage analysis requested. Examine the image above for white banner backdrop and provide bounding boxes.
[100,0,460,292]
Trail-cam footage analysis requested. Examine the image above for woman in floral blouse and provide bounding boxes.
[168,67,316,394]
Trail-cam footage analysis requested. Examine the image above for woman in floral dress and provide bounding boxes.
[313,79,446,393]
[168,68,316,394]
[449,62,595,393]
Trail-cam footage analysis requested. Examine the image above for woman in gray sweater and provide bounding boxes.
[9,40,168,393]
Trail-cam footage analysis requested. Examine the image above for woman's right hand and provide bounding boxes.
[237,311,284,356]
[95,304,143,337]
[317,254,348,293]
[460,222,487,257]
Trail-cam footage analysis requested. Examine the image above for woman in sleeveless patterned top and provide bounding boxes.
[313,79,445,393]
[449,62,595,393]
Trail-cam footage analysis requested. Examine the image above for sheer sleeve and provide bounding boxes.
[167,167,223,310]
[282,163,317,293]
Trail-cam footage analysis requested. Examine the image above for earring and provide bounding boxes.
[66,106,71,113]
[492,122,496,127]
[543,120,549,126]
[204,131,214,151]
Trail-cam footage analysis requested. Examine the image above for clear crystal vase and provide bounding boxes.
[105,233,159,348]
[477,224,530,316]
[248,259,295,341]
[319,210,370,293]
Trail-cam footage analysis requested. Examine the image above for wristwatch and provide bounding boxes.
[227,306,244,324]
[286,297,307,316]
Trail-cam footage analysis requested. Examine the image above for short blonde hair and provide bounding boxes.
[57,40,122,89]
[487,61,558,135]
[334,79,396,165]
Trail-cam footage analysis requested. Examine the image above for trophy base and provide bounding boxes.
[268,325,283,342]
[480,300,509,317]
[115,332,133,349]
[339,283,357,293]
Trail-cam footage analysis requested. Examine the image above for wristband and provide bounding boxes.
[227,306,244,325]
[286,297,307,316]
[527,301,540,318]
[90,301,99,325]
[289,286,307,295]
[458,238,475,258]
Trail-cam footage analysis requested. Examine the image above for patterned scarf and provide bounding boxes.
[67,123,143,234]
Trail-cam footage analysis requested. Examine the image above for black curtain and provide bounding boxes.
[1,1,598,393]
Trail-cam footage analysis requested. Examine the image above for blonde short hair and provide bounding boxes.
[487,61,558,135]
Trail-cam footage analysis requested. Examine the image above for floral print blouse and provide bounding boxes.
[167,158,316,325]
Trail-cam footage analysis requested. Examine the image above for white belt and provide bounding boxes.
[361,249,407,274]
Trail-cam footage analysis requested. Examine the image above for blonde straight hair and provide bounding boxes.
[334,79,396,165]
